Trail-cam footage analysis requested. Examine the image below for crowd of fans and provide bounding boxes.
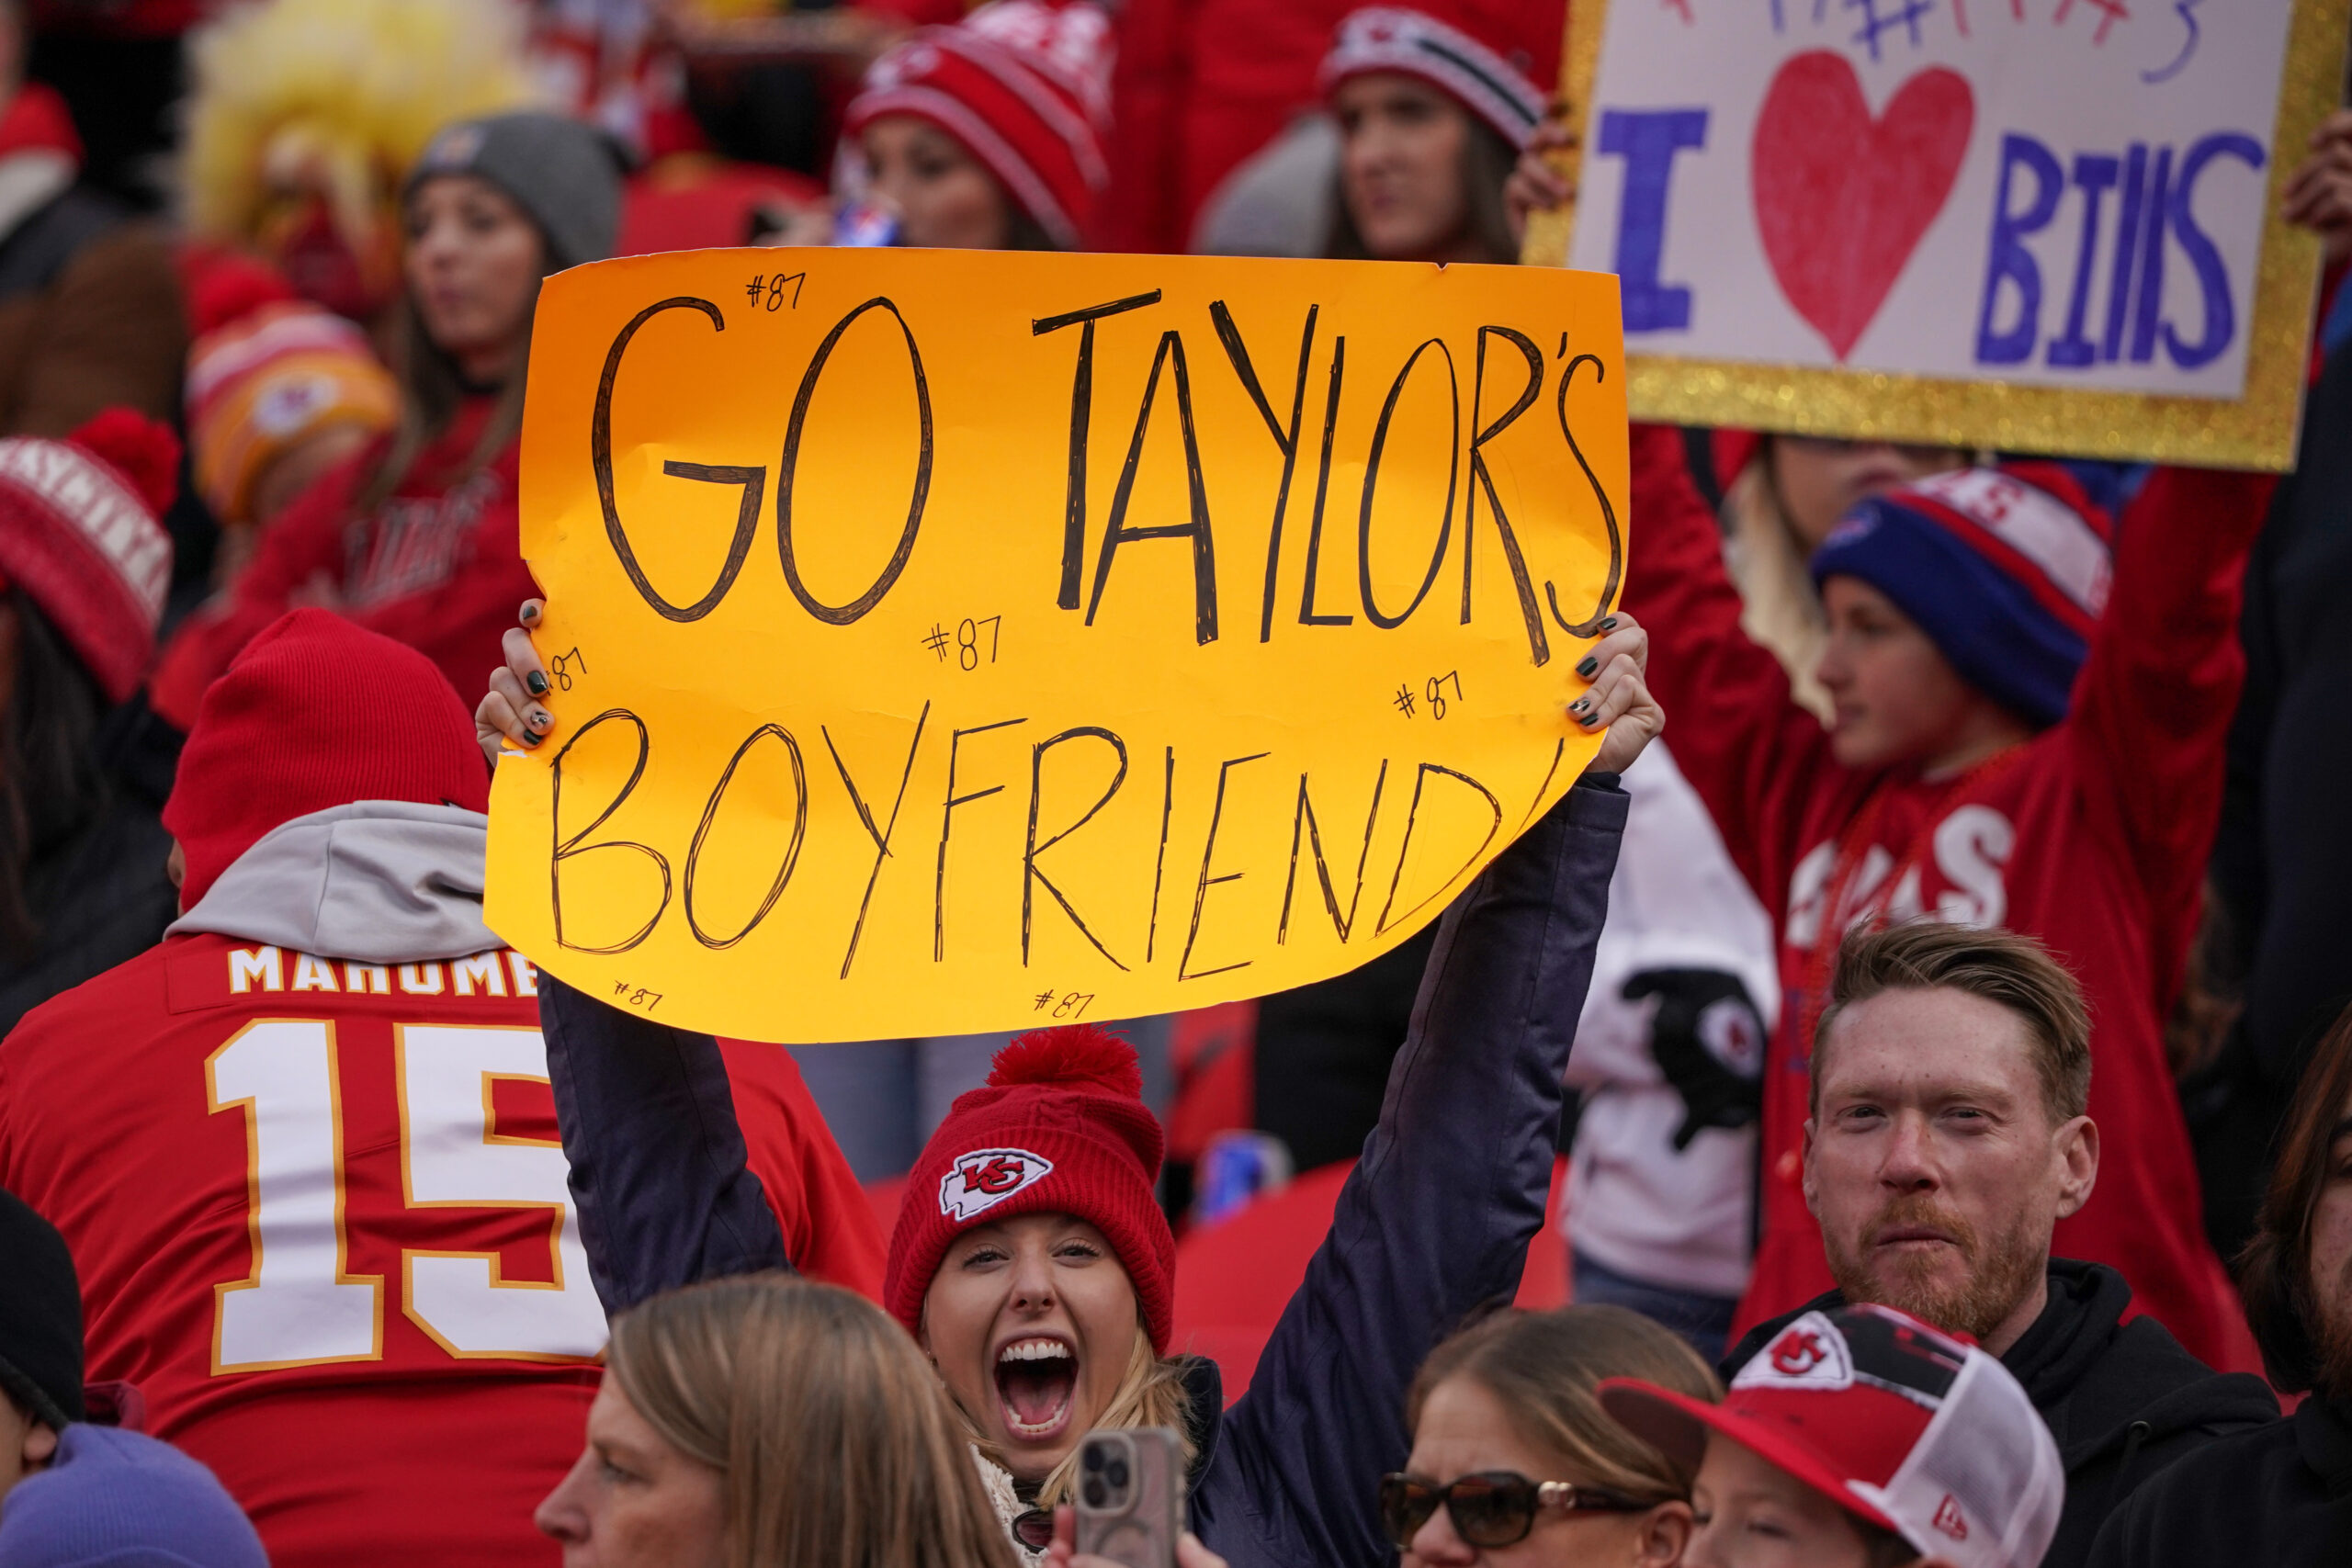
[0,0,2345,1563]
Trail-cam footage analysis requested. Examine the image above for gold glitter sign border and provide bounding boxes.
[1520,0,2351,472]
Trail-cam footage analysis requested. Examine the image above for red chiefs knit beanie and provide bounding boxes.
[0,409,178,705]
[844,0,1113,248]
[164,608,490,911]
[1318,4,1558,151]
[888,1024,1177,1353]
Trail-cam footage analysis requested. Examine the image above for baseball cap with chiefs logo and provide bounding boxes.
[1600,1304,2064,1568]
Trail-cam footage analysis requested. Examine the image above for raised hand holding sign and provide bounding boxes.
[482,248,1627,1043]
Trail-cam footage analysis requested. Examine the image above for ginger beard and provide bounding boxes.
[1823,1190,2042,1343]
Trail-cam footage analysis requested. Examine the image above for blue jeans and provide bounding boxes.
[1570,1249,1740,1368]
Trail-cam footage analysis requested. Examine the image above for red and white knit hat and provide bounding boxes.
[185,299,398,525]
[0,409,177,705]
[1318,5,1550,150]
[843,0,1114,248]
[886,1024,1177,1352]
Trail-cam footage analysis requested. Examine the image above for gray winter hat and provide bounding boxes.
[407,110,629,273]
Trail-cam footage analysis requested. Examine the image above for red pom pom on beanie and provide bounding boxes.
[66,408,180,517]
[986,1022,1145,1098]
[887,1023,1177,1353]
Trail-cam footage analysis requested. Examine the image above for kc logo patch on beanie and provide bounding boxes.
[940,1148,1056,1220]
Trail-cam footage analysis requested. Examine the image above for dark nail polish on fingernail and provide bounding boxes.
[526,671,548,695]
[1569,697,1589,714]
[1575,656,1599,678]
[530,709,551,730]
[1598,615,1618,632]
[1577,710,1599,727]
[517,729,540,748]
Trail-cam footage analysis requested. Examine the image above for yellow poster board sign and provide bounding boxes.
[485,248,1627,1043]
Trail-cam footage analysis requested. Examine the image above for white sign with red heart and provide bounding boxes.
[1565,0,2299,400]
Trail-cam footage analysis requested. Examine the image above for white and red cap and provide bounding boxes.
[1317,5,1550,151]
[0,409,178,704]
[1600,1304,2064,1568]
[843,0,1114,248]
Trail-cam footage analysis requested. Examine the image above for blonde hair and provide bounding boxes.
[608,1275,1019,1568]
[951,1311,1198,1510]
[1720,458,1834,722]
[1408,1306,1723,1501]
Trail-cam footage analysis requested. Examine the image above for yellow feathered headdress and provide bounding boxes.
[182,0,541,251]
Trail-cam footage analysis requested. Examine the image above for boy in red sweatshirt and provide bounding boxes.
[1623,426,2269,1366]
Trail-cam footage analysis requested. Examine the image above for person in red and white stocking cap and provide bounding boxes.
[1317,3,1551,263]
[0,408,180,1036]
[1603,1303,2064,1568]
[840,0,1113,250]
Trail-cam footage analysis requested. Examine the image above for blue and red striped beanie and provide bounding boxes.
[1810,464,2114,729]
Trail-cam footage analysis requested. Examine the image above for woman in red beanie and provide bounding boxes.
[482,615,1665,1567]
[821,0,1112,250]
[1317,5,1544,265]
[0,407,182,1036]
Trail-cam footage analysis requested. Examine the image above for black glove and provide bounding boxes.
[1623,967,1766,1152]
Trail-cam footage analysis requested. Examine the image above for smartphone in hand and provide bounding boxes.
[1072,1428,1185,1568]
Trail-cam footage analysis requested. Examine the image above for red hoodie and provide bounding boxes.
[1623,423,2269,1366]
[151,396,537,730]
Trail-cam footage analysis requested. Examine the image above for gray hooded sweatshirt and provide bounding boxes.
[167,800,498,963]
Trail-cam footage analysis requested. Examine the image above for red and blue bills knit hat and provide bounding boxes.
[1810,463,2115,728]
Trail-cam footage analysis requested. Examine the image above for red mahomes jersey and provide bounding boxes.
[0,932,874,1566]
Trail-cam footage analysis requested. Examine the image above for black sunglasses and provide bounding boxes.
[1378,1471,1648,1549]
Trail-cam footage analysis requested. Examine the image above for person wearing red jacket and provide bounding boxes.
[149,110,627,730]
[0,609,878,1567]
[1621,425,2270,1368]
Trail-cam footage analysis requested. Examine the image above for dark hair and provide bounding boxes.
[1813,919,2092,1127]
[1408,1305,1721,1503]
[2238,1002,2352,1393]
[1325,110,1520,264]
[354,196,546,515]
[0,592,109,955]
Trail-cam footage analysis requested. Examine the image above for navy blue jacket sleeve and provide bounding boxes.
[1190,774,1628,1568]
[539,974,791,1313]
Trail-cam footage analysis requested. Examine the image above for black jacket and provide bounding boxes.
[1722,1260,2278,1568]
[540,775,1630,1568]
[2086,1391,2352,1568]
